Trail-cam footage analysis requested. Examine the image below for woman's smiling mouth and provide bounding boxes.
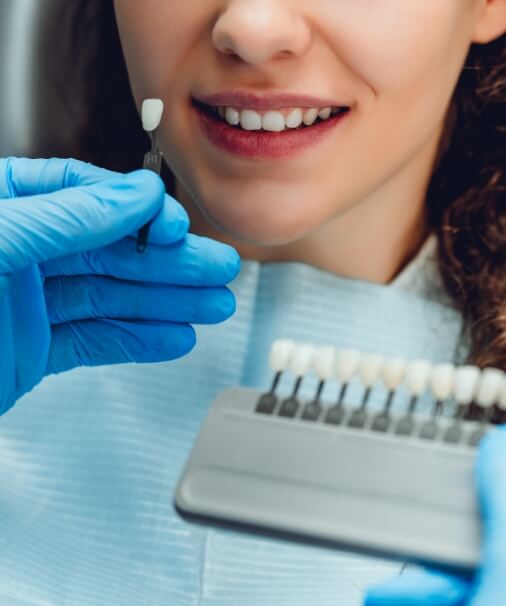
[191,91,351,159]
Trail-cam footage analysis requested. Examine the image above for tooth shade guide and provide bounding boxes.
[288,344,316,378]
[359,354,385,388]
[313,346,337,381]
[454,366,481,405]
[336,349,361,383]
[262,340,504,435]
[475,368,504,408]
[269,340,295,373]
[141,98,164,132]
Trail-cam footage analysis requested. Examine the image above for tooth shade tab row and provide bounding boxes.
[268,340,506,409]
[215,106,345,131]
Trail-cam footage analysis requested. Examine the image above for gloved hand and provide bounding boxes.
[0,157,240,415]
[365,425,506,606]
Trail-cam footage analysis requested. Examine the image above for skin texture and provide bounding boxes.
[113,0,506,283]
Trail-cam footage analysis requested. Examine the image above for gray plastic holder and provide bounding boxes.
[175,387,482,571]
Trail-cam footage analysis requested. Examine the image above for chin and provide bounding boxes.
[198,197,324,246]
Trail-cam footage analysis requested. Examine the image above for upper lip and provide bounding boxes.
[193,91,350,111]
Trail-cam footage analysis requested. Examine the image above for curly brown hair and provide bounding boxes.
[37,1,505,374]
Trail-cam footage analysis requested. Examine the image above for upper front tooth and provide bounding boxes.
[286,108,303,128]
[303,108,319,126]
[240,109,262,131]
[225,107,240,126]
[262,111,286,132]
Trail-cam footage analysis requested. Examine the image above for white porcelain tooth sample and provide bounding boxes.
[303,108,319,126]
[240,109,262,131]
[286,108,303,128]
[262,111,286,132]
[336,349,361,383]
[318,107,332,120]
[454,365,481,405]
[430,363,455,401]
[141,98,164,132]
[405,359,432,396]
[476,368,505,408]
[225,107,240,126]
[498,375,506,411]
[381,357,407,391]
[269,339,295,372]
[359,353,385,388]
[313,346,337,381]
[289,343,316,377]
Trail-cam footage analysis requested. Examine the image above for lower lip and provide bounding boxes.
[192,104,350,159]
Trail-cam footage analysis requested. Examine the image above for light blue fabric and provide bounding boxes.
[0,255,465,606]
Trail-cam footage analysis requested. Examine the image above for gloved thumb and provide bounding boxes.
[0,168,182,274]
[470,426,506,605]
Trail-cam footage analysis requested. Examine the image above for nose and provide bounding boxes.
[212,0,311,65]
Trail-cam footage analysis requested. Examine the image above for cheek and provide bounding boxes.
[330,1,470,112]
[114,0,206,106]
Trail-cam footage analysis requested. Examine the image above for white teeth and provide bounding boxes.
[289,344,316,377]
[454,366,481,405]
[303,108,319,126]
[286,108,303,129]
[381,357,407,391]
[430,363,455,401]
[405,359,432,396]
[269,340,295,372]
[225,107,240,126]
[240,109,262,131]
[318,107,332,120]
[218,105,337,131]
[476,368,504,409]
[313,346,337,381]
[262,111,286,133]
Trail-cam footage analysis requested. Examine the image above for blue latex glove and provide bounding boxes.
[0,157,240,415]
[365,426,506,606]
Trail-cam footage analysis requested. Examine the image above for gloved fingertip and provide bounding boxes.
[164,323,197,359]
[222,288,237,319]
[219,244,241,283]
[144,194,190,245]
[364,570,470,606]
[201,288,237,324]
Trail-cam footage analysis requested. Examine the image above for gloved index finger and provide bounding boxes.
[0,157,122,199]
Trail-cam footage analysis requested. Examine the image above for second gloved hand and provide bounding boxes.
[364,426,506,606]
[0,157,240,415]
